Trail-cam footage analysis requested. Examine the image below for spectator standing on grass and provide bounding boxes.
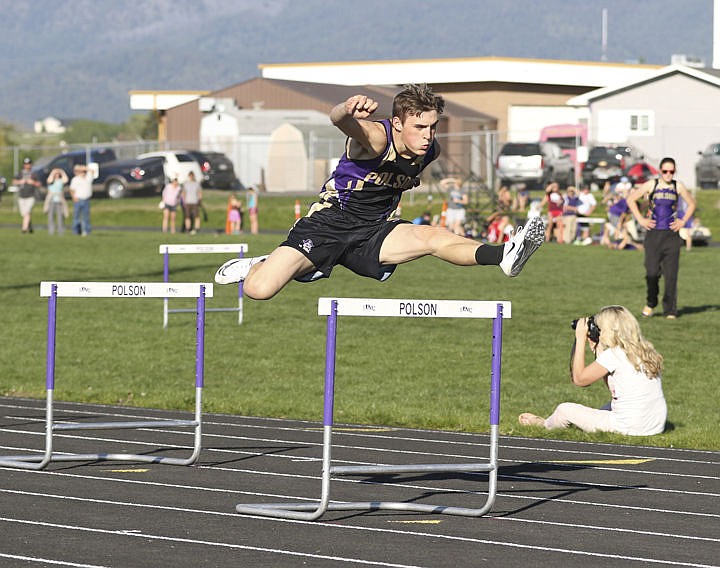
[182,171,202,235]
[161,177,182,234]
[519,305,667,436]
[69,164,93,236]
[562,186,581,244]
[44,168,69,235]
[13,157,41,234]
[215,83,544,299]
[540,182,564,243]
[441,176,468,236]
[626,157,695,319]
[575,185,597,245]
[247,186,259,234]
[227,193,244,234]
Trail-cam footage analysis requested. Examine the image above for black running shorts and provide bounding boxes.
[280,207,409,282]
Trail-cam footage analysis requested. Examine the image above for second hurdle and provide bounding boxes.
[236,297,511,520]
[160,243,247,327]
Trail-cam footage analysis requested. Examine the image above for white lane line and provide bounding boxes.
[2,439,718,507]
[493,515,720,542]
[0,474,720,542]
[3,401,718,466]
[2,427,719,485]
[0,517,424,568]
[0,554,108,567]
[3,484,717,544]
[0,513,716,568]
[1,441,718,518]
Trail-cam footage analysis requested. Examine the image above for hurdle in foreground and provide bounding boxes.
[160,244,247,328]
[0,281,212,471]
[236,297,510,520]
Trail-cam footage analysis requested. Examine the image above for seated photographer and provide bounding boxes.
[519,305,667,436]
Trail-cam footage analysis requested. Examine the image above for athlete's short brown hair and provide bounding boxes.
[392,84,445,123]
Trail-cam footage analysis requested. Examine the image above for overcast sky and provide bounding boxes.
[0,0,715,125]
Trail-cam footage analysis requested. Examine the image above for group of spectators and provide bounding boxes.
[412,178,606,247]
[493,178,648,251]
[9,158,259,237]
[479,182,602,247]
[598,177,645,250]
[13,158,92,236]
[159,172,203,234]
[400,172,694,260]
[537,182,604,246]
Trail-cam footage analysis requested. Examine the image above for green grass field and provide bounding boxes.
[1,189,719,450]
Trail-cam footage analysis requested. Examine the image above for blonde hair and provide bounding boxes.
[594,305,663,378]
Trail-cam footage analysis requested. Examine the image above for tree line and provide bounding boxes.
[0,113,159,180]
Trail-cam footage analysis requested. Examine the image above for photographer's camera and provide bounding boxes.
[571,316,601,343]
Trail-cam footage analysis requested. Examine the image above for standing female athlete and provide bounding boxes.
[626,157,695,319]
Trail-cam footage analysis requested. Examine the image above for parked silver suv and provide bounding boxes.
[496,142,574,188]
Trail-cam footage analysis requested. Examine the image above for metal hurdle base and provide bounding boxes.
[0,389,204,470]
[0,282,211,471]
[236,425,500,520]
[236,298,509,520]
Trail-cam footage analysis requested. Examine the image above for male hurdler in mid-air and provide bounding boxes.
[216,84,544,298]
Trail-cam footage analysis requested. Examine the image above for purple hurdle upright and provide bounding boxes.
[0,281,212,470]
[236,298,510,520]
[161,243,247,328]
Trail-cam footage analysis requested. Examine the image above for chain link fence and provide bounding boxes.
[1,131,504,230]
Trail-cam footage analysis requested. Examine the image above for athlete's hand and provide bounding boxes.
[345,95,379,119]
[639,217,656,230]
[669,218,685,232]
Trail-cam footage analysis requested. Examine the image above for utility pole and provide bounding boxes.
[601,8,608,62]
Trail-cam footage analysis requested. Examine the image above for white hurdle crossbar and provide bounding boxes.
[236,297,511,520]
[0,281,213,470]
[160,244,248,328]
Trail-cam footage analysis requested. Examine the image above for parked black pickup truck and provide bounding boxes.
[32,148,165,198]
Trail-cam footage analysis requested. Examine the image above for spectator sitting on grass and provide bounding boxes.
[519,305,667,436]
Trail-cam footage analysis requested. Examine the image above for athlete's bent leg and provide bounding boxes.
[379,218,544,277]
[379,224,481,265]
[242,246,316,300]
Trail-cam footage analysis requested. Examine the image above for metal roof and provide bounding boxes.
[567,64,720,105]
[129,90,209,111]
[259,56,661,90]
[215,78,496,122]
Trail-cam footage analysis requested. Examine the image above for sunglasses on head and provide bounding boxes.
[661,169,675,174]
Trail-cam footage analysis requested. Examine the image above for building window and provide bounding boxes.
[630,113,650,132]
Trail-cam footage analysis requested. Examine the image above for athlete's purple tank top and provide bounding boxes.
[316,119,439,222]
[650,180,678,231]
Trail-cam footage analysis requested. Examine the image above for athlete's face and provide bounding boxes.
[659,161,676,181]
[392,111,439,157]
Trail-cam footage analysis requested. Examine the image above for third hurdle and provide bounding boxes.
[160,243,247,327]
